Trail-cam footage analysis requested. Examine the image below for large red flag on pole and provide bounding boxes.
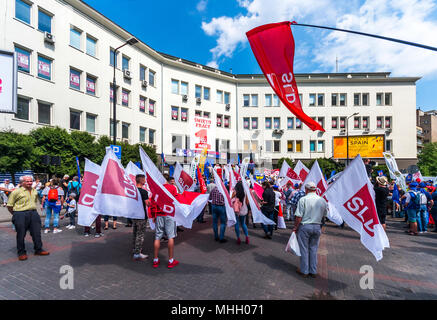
[246,21,324,132]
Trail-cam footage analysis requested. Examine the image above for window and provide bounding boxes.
[181,108,188,122]
[139,127,146,142]
[69,68,81,90]
[110,48,117,67]
[273,94,279,106]
[195,110,202,117]
[317,94,324,106]
[273,140,280,152]
[385,116,392,128]
[216,90,223,103]
[203,112,210,119]
[362,117,369,129]
[171,79,179,94]
[310,140,316,152]
[243,117,250,129]
[265,140,272,152]
[86,75,96,95]
[273,117,280,129]
[243,94,250,107]
[203,87,210,100]
[309,94,316,106]
[15,47,31,73]
[377,116,383,128]
[265,117,272,129]
[122,56,129,71]
[296,118,302,129]
[70,110,81,130]
[295,140,302,152]
[287,117,294,129]
[354,93,360,106]
[386,140,392,151]
[37,55,51,80]
[340,93,346,106]
[38,102,51,124]
[362,93,369,106]
[340,117,346,129]
[376,93,383,106]
[171,106,179,120]
[251,94,258,106]
[86,114,96,133]
[121,89,129,106]
[149,70,155,86]
[172,135,183,154]
[224,92,230,104]
[16,97,30,120]
[331,93,338,106]
[195,85,202,99]
[331,117,338,129]
[15,0,31,24]
[385,93,392,106]
[244,140,251,152]
[38,9,52,33]
[317,141,324,152]
[317,117,324,129]
[70,27,81,49]
[139,65,146,81]
[251,117,258,129]
[139,96,146,112]
[265,94,272,107]
[287,140,294,152]
[217,114,223,127]
[149,129,155,144]
[224,116,230,128]
[354,117,360,129]
[122,122,129,139]
[86,35,97,57]
[180,82,188,95]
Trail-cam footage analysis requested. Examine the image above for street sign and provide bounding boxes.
[110,145,122,159]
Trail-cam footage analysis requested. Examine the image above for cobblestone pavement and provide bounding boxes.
[0,213,436,300]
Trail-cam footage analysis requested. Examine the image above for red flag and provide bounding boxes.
[197,167,207,194]
[146,172,176,217]
[246,22,324,132]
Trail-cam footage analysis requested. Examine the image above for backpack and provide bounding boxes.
[48,187,59,202]
[409,191,421,209]
[68,181,80,197]
[419,192,428,205]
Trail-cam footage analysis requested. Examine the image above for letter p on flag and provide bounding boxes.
[246,22,324,132]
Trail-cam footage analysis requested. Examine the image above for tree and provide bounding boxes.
[418,142,437,176]
[0,130,34,184]
[276,157,293,169]
[307,158,345,178]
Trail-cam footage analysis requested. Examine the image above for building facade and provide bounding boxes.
[0,0,420,169]
[417,109,437,144]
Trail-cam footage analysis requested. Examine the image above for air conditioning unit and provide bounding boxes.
[123,69,132,79]
[196,97,201,104]
[141,80,148,88]
[339,129,346,135]
[363,128,370,133]
[385,128,392,134]
[225,103,230,111]
[44,32,55,44]
[182,95,188,102]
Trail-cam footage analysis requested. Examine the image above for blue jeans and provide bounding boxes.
[211,205,227,240]
[297,224,322,275]
[234,215,248,238]
[45,202,61,228]
[262,211,274,235]
[418,205,429,232]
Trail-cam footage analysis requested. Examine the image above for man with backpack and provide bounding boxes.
[67,176,81,199]
[417,182,433,233]
[403,182,421,236]
[41,179,64,234]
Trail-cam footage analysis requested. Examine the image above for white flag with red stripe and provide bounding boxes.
[174,162,194,193]
[174,191,209,228]
[93,148,145,219]
[294,160,309,182]
[300,160,328,196]
[242,178,275,225]
[213,169,236,227]
[324,155,389,261]
[227,163,237,195]
[139,146,166,185]
[77,158,101,227]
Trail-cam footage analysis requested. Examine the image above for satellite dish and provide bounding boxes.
[407,165,419,174]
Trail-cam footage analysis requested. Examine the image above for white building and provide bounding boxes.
[0,0,420,169]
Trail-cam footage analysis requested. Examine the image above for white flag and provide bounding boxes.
[242,178,275,225]
[77,158,101,227]
[212,169,236,227]
[93,148,145,219]
[383,152,407,191]
[300,160,328,196]
[324,155,390,261]
[227,163,237,195]
[294,160,309,182]
[174,162,194,193]
[139,146,166,185]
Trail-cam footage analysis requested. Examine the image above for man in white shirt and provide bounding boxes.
[0,179,15,206]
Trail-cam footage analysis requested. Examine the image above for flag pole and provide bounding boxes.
[290,22,437,52]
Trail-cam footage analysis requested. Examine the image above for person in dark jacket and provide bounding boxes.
[260,181,275,239]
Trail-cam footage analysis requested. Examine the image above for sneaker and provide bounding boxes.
[153,259,160,268]
[44,229,50,234]
[69,225,76,230]
[133,253,149,261]
[419,231,424,234]
[94,234,101,238]
[167,259,179,269]
[53,229,62,234]
[84,233,90,237]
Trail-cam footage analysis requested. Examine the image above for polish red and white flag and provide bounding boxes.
[227,163,237,195]
[300,160,328,196]
[174,162,194,193]
[77,158,101,227]
[242,178,275,225]
[139,146,166,185]
[324,155,390,261]
[213,169,236,227]
[294,160,309,182]
[93,148,145,219]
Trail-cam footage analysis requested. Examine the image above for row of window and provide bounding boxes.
[170,107,231,128]
[243,116,392,130]
[15,0,52,32]
[243,139,393,154]
[171,80,231,104]
[170,136,231,155]
[110,49,156,86]
[109,120,155,144]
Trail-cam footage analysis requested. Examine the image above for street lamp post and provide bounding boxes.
[112,37,139,145]
[346,112,359,166]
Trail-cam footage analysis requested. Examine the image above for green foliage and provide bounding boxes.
[306,158,345,177]
[276,158,293,169]
[0,130,34,184]
[418,142,437,176]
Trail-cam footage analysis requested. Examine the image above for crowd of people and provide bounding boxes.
[3,161,437,278]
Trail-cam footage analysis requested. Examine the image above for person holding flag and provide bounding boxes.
[374,176,391,231]
[231,181,250,245]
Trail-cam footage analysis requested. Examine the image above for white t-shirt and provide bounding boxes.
[0,183,15,190]
[32,182,42,190]
[67,199,77,213]
[274,190,281,206]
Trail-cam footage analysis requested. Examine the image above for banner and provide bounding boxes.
[174,162,194,192]
[0,50,17,113]
[246,22,324,132]
[77,158,101,227]
[213,169,236,227]
[324,155,390,261]
[334,135,384,159]
[93,148,145,219]
[191,116,215,151]
[300,160,328,196]
[383,152,407,191]
[242,178,275,225]
[294,160,309,182]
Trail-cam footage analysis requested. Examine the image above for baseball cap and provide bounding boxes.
[305,181,317,190]
[409,182,418,189]
[294,183,299,188]
[419,182,427,188]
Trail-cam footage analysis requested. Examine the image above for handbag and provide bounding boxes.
[285,232,301,256]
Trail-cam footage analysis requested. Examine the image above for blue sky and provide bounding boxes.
[84,0,437,111]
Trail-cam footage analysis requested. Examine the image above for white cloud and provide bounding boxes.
[196,0,208,12]
[201,0,437,77]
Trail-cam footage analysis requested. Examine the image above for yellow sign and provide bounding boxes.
[333,135,385,159]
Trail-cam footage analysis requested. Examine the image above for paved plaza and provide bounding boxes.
[0,206,436,300]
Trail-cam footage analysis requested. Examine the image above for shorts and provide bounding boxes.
[155,215,177,240]
[378,213,386,224]
[407,209,418,223]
